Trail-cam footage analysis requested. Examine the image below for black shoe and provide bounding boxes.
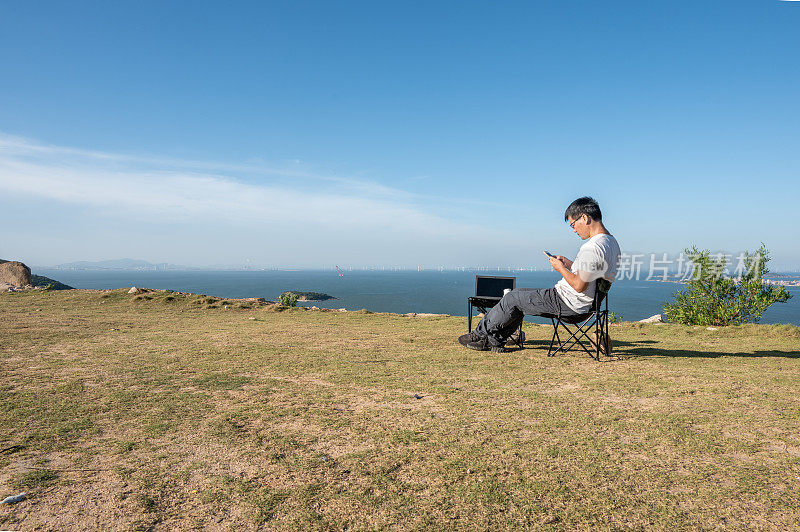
[458,332,482,347]
[466,337,507,353]
[506,330,526,346]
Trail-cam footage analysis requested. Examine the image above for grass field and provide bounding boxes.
[1,288,799,530]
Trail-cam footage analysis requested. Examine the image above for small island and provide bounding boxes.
[280,291,337,301]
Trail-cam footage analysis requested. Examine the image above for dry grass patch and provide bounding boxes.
[1,289,799,529]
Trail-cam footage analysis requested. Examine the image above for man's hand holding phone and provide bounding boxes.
[543,251,563,273]
[544,251,572,272]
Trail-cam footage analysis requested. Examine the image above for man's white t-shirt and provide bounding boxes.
[554,233,621,313]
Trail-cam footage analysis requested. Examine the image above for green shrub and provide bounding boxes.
[663,244,791,326]
[278,292,299,307]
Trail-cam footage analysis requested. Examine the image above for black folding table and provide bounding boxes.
[466,276,524,348]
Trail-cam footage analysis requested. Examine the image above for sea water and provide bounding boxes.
[35,269,800,325]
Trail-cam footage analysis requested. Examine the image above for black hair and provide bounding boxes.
[564,196,602,222]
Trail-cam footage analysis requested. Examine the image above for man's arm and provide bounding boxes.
[548,256,589,293]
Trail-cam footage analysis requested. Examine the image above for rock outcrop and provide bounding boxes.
[0,261,32,288]
[639,314,664,323]
[0,260,73,291]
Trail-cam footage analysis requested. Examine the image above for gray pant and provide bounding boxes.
[474,288,580,347]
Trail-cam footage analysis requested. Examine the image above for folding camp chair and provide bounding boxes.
[467,275,524,349]
[544,278,612,360]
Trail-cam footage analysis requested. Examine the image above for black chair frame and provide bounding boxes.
[547,279,611,361]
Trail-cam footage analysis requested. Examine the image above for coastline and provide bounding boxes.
[25,269,800,325]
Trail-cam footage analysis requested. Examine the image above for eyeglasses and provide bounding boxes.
[569,215,583,229]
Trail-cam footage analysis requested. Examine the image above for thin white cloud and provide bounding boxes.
[0,132,404,198]
[0,133,507,265]
[0,132,497,208]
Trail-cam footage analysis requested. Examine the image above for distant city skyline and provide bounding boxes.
[2,1,798,269]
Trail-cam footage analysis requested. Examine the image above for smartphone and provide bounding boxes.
[543,251,555,258]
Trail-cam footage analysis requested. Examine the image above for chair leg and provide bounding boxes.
[594,317,600,361]
[600,311,609,357]
[549,315,600,359]
[561,322,596,357]
[552,321,570,356]
[548,318,559,356]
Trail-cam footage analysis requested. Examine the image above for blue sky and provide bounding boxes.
[1,1,798,269]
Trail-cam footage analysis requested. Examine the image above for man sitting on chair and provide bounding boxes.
[459,196,620,353]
